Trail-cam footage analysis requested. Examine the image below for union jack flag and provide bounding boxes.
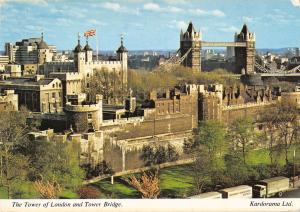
[84,29,96,37]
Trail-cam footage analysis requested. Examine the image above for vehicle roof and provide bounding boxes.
[189,192,221,198]
[260,176,288,183]
[220,185,252,192]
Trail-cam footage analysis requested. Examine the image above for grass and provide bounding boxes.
[1,145,299,199]
[0,182,79,199]
[159,165,194,198]
[247,145,300,166]
[91,144,300,198]
[59,190,79,199]
[0,187,7,199]
[92,178,138,198]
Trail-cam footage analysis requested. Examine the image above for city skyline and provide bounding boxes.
[0,0,300,51]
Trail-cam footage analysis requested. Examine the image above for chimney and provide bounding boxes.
[34,75,44,82]
[149,90,157,100]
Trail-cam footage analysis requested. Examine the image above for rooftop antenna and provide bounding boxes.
[120,33,124,46]
[77,32,81,45]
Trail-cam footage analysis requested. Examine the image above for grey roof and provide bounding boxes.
[74,43,83,53]
[241,24,249,35]
[117,44,128,53]
[84,43,92,51]
[38,40,49,49]
[0,77,55,86]
[186,21,196,34]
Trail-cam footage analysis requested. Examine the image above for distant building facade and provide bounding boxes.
[4,34,55,65]
[0,90,18,112]
[0,75,62,113]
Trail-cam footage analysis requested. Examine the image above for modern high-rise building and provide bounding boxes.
[4,34,55,65]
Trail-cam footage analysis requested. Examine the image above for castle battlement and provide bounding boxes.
[64,103,100,112]
[102,116,144,126]
[222,100,275,111]
[88,60,122,66]
[46,61,74,66]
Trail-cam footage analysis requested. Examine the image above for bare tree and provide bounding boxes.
[34,179,61,199]
[129,171,160,198]
[84,68,126,105]
[191,150,212,194]
[228,117,257,164]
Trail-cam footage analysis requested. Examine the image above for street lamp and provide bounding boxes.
[293,149,296,188]
[0,142,3,184]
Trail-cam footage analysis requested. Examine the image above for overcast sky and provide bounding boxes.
[0,0,300,51]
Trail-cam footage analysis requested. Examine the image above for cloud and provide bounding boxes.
[5,0,48,5]
[129,22,143,28]
[168,20,188,30]
[101,2,121,12]
[211,9,225,17]
[143,3,161,11]
[164,0,187,4]
[0,0,5,7]
[143,3,181,13]
[88,19,108,26]
[189,8,226,17]
[219,26,239,32]
[56,18,72,27]
[168,6,182,13]
[242,16,254,23]
[291,0,300,7]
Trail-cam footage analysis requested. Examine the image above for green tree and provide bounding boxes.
[190,149,212,194]
[0,150,29,198]
[17,139,84,191]
[224,154,258,186]
[196,121,227,166]
[140,144,179,166]
[0,109,37,198]
[228,117,257,164]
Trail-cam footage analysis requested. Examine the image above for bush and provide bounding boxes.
[77,186,101,199]
[81,161,114,179]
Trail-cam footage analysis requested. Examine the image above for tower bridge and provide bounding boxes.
[161,21,300,75]
[201,41,247,47]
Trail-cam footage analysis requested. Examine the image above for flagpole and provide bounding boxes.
[96,29,99,61]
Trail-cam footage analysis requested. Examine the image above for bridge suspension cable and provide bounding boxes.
[174,48,192,65]
[158,48,192,70]
[160,48,181,67]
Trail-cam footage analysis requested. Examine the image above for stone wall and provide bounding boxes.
[103,131,192,172]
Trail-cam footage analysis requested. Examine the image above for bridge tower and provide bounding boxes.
[235,24,255,74]
[180,22,201,71]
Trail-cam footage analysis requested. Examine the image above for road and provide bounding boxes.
[282,188,300,198]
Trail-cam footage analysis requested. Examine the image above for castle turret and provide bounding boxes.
[116,35,128,93]
[180,21,201,71]
[84,37,93,63]
[37,32,52,65]
[73,33,86,74]
[235,24,255,74]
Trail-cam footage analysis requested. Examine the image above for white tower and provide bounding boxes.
[84,37,93,63]
[73,33,86,74]
[116,35,128,92]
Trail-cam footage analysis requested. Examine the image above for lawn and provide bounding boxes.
[1,145,299,199]
[247,145,300,165]
[0,182,79,199]
[92,178,139,198]
[92,144,300,198]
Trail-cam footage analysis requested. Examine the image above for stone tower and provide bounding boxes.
[180,22,201,71]
[37,33,52,65]
[84,37,93,63]
[235,24,255,74]
[73,34,86,75]
[116,35,128,93]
